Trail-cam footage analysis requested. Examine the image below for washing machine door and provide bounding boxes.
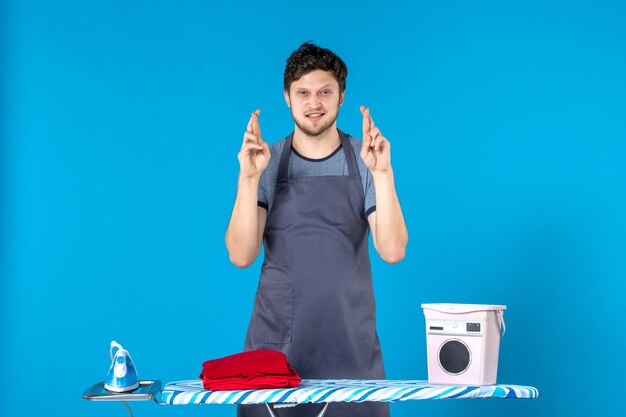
[438,339,471,375]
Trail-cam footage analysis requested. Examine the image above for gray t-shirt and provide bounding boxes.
[257,133,376,217]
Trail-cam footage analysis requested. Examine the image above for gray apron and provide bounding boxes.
[238,130,389,417]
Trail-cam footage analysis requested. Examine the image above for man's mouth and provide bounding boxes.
[305,112,325,121]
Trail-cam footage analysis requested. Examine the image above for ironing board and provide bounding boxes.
[84,378,538,417]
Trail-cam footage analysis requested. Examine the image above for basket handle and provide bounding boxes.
[497,310,506,337]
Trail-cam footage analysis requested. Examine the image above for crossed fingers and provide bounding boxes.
[360,106,385,151]
[242,109,264,151]
[247,109,262,137]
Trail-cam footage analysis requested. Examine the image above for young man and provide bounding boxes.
[226,42,408,417]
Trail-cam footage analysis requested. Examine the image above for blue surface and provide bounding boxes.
[1,1,625,417]
[156,379,538,404]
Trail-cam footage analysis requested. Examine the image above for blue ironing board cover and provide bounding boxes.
[157,379,538,405]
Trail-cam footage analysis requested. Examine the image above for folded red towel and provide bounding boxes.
[199,350,301,391]
[201,369,301,391]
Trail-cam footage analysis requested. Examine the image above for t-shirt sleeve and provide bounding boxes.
[257,170,269,210]
[364,169,376,217]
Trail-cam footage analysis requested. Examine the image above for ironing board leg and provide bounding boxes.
[314,403,329,417]
[264,403,329,417]
[264,403,279,417]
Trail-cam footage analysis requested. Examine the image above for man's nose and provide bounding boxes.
[307,95,322,108]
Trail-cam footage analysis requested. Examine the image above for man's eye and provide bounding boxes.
[321,90,330,95]
[297,91,308,96]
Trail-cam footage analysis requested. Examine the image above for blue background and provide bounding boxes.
[2,0,625,416]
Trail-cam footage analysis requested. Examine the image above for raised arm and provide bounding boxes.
[360,106,408,264]
[225,110,271,268]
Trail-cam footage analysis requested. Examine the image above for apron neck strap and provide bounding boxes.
[277,130,358,181]
[339,130,359,177]
[277,133,294,181]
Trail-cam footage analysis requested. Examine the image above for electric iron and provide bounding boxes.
[104,341,139,392]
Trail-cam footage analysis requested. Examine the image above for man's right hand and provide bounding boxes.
[238,109,270,178]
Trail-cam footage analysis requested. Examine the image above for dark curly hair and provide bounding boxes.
[284,42,348,93]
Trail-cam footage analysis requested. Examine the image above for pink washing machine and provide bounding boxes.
[421,303,506,386]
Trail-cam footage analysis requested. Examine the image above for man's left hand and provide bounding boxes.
[360,106,391,173]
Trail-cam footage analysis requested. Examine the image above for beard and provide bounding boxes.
[291,100,340,137]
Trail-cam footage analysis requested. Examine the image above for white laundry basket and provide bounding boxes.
[421,303,506,385]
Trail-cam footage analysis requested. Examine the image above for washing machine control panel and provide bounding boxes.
[427,319,483,336]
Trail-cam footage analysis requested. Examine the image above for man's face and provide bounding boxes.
[285,69,344,137]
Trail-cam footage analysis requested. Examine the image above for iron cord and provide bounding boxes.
[121,401,134,417]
